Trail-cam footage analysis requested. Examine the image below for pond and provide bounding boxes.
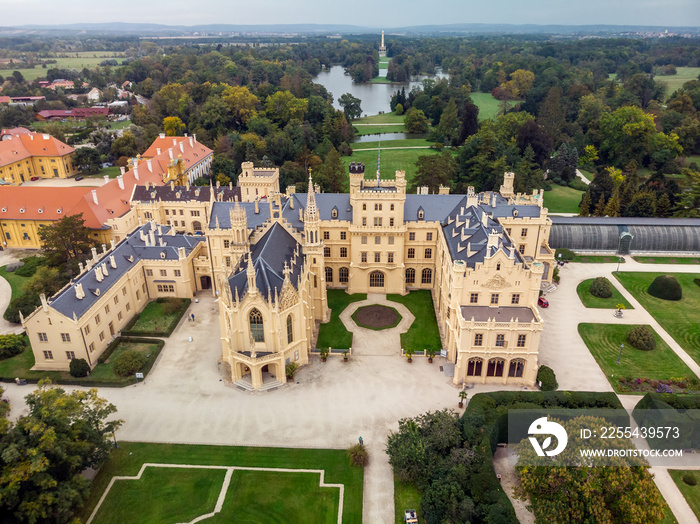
[353,132,428,142]
[314,65,449,116]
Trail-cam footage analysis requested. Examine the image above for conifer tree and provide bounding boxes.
[604,188,621,217]
[656,193,671,217]
[579,191,592,216]
[594,194,607,216]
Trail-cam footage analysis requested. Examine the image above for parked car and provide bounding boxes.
[75,176,84,181]
[538,296,549,308]
[30,176,39,181]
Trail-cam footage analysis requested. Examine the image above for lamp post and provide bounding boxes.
[617,343,624,365]
[616,256,623,273]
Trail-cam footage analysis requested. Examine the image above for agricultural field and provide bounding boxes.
[0,54,126,82]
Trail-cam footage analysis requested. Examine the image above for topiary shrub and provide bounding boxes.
[683,473,697,486]
[347,443,369,467]
[537,366,558,391]
[69,358,91,378]
[648,275,682,301]
[589,277,613,298]
[113,350,146,377]
[627,326,657,351]
[0,334,26,360]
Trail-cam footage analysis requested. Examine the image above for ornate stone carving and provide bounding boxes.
[278,280,298,311]
[481,274,511,290]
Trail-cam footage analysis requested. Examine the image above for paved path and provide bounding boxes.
[575,169,591,186]
[0,250,25,335]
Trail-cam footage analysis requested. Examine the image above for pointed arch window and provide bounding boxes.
[406,267,415,284]
[249,308,264,343]
[287,314,294,344]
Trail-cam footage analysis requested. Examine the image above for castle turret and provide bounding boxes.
[303,173,329,322]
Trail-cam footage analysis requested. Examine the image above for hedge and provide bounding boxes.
[633,393,700,450]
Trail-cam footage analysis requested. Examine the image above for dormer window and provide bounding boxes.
[332,209,338,218]
[418,209,424,220]
[362,204,366,211]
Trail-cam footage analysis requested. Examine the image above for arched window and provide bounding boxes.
[339,267,349,284]
[496,262,501,271]
[421,268,432,284]
[405,268,415,284]
[249,308,264,343]
[424,248,432,259]
[325,266,333,282]
[362,203,366,211]
[487,358,505,377]
[369,271,384,287]
[192,220,202,231]
[287,314,294,344]
[467,358,483,376]
[508,359,524,378]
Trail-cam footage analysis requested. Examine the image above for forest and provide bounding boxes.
[0,34,699,217]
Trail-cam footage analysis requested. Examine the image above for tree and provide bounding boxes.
[265,91,308,126]
[163,116,185,136]
[24,266,63,297]
[514,146,544,194]
[338,93,362,121]
[436,99,459,145]
[111,131,139,159]
[404,107,429,134]
[594,194,607,216]
[603,187,621,217]
[548,142,578,183]
[38,213,98,268]
[313,147,346,193]
[395,103,404,116]
[599,106,657,167]
[410,151,457,193]
[221,85,259,129]
[458,101,479,145]
[518,415,665,524]
[626,191,657,217]
[0,383,122,523]
[72,147,102,175]
[538,86,566,144]
[579,191,592,216]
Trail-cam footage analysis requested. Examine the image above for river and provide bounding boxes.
[313,65,449,117]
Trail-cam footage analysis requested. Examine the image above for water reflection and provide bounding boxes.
[314,66,449,116]
[353,132,428,143]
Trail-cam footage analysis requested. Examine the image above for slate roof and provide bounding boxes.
[132,185,241,203]
[228,222,303,301]
[459,305,536,323]
[48,222,205,319]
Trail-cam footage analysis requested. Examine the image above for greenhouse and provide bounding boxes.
[549,217,700,254]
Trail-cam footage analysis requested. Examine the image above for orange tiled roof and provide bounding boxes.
[0,186,94,221]
[0,133,74,168]
[142,135,211,161]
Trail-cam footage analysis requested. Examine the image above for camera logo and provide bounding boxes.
[528,417,568,457]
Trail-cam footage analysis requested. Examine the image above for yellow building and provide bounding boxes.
[237,161,280,202]
[0,132,76,184]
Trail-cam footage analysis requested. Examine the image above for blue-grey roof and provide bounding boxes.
[132,185,241,203]
[404,195,466,222]
[49,222,205,319]
[228,222,303,301]
[292,193,353,222]
[209,201,273,230]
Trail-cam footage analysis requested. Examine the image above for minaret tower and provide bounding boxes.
[304,173,329,321]
[379,30,386,57]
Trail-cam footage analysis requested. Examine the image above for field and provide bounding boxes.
[342,148,446,182]
[576,278,633,309]
[386,291,441,351]
[577,323,694,393]
[657,67,700,100]
[316,290,367,350]
[669,470,700,520]
[542,184,584,214]
[394,477,423,524]
[124,298,190,337]
[0,54,126,82]
[470,92,516,121]
[353,114,405,124]
[614,272,700,364]
[355,124,406,136]
[80,442,363,524]
[352,138,433,150]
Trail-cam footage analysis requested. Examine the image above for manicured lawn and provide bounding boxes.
[353,113,405,125]
[576,278,633,309]
[470,92,516,121]
[394,477,423,524]
[354,124,405,136]
[352,138,433,150]
[0,56,125,81]
[633,256,700,264]
[578,323,695,393]
[369,77,393,84]
[614,272,700,364]
[316,290,367,350]
[579,169,595,181]
[342,148,449,183]
[571,255,625,263]
[125,298,190,337]
[669,470,700,521]
[387,291,441,351]
[0,265,29,301]
[0,337,163,386]
[86,165,121,179]
[79,442,363,524]
[657,67,700,100]
[543,184,584,214]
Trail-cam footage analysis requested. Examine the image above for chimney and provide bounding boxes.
[78,261,84,273]
[178,246,186,260]
[290,196,294,210]
[147,159,152,172]
[487,229,499,249]
[117,175,124,190]
[103,175,109,185]
[101,243,107,254]
[158,237,163,247]
[193,133,197,143]
[101,262,109,277]
[95,266,104,282]
[254,199,259,214]
[134,165,139,180]
[42,134,49,140]
[91,190,98,205]
[159,133,165,139]
[170,181,175,190]
[91,246,98,262]
[168,148,173,159]
[29,134,33,140]
[40,293,48,312]
[156,148,161,155]
[86,259,93,270]
[75,283,85,299]
[148,228,155,246]
[189,137,193,148]
[179,142,184,153]
[173,138,177,146]
[120,166,125,176]
[110,254,117,268]
[184,132,188,137]
[110,238,115,250]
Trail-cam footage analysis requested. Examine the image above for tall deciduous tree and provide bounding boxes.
[436,99,459,145]
[338,93,362,121]
[163,116,185,136]
[404,107,430,134]
[38,213,98,268]
[410,151,457,194]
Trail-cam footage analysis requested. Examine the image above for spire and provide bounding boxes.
[306,171,317,218]
[246,252,257,295]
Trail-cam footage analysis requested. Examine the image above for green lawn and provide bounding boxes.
[353,114,405,125]
[657,67,700,100]
[543,184,584,214]
[571,254,626,263]
[352,138,433,150]
[576,278,633,309]
[633,256,700,264]
[342,148,448,183]
[369,77,393,84]
[80,442,363,524]
[669,470,700,521]
[0,56,125,82]
[0,337,163,386]
[316,290,367,350]
[387,291,441,351]
[578,323,695,394]
[125,298,190,337]
[86,165,121,179]
[0,265,29,301]
[614,272,700,364]
[579,169,595,181]
[470,92,517,121]
[354,124,405,136]
[394,477,423,524]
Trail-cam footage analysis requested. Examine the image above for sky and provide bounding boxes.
[0,0,699,28]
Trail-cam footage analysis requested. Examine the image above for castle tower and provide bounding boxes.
[304,174,328,321]
[229,202,249,264]
[500,172,515,199]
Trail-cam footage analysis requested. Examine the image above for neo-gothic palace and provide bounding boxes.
[23,158,555,390]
